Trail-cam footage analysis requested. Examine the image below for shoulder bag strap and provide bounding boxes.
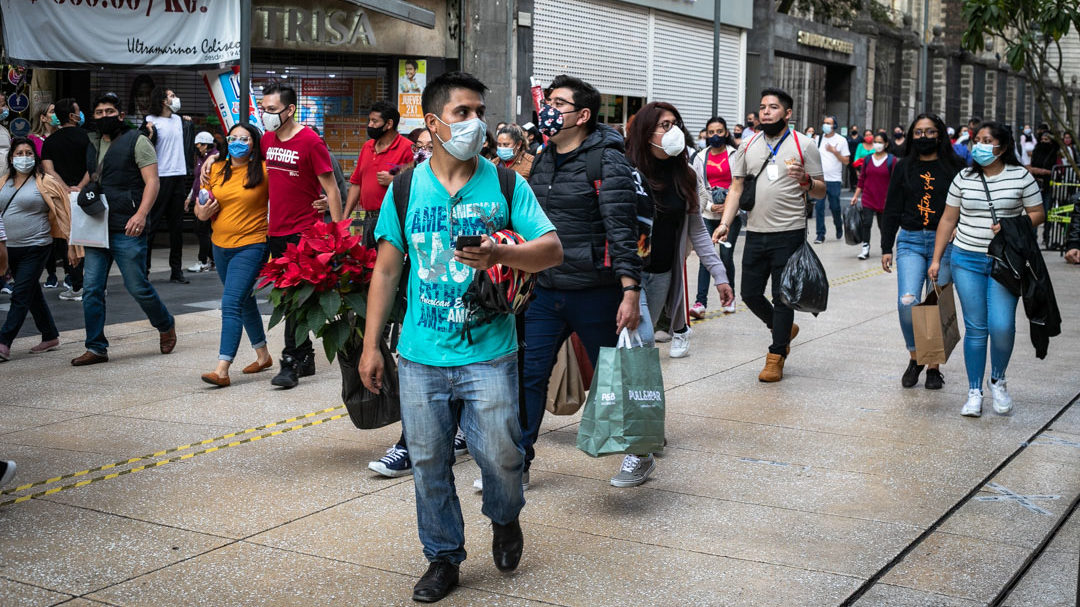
[978,172,1000,224]
[0,177,31,217]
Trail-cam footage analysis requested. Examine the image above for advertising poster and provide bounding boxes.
[398,59,426,133]
[299,78,355,133]
[202,66,260,132]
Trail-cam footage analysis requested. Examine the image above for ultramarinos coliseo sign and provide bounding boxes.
[0,0,241,68]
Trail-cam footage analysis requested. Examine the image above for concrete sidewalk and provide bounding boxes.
[1,236,1078,606]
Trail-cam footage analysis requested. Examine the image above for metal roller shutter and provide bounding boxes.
[533,0,649,97]
[650,11,741,133]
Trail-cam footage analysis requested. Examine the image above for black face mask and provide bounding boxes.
[706,134,727,149]
[759,119,787,137]
[366,124,387,141]
[893,132,904,141]
[96,115,123,137]
[912,137,937,155]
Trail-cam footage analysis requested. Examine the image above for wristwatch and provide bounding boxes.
[622,284,642,293]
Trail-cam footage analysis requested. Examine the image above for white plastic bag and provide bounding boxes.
[68,191,109,249]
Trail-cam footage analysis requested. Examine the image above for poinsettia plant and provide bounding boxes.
[258,219,379,363]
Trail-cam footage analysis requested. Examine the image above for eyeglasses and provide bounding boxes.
[654,120,679,133]
[227,135,251,143]
[548,97,579,112]
[412,143,434,153]
[913,128,939,137]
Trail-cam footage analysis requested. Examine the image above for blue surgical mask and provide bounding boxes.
[496,146,516,161]
[822,123,833,135]
[77,111,85,126]
[49,114,61,127]
[433,115,486,161]
[228,141,251,158]
[0,109,8,121]
[972,142,999,167]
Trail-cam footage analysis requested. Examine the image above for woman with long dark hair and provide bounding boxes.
[196,123,272,387]
[0,137,75,361]
[929,121,1045,417]
[690,116,739,317]
[850,131,896,260]
[614,102,733,485]
[881,114,964,389]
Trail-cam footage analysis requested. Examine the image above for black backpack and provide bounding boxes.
[574,146,654,265]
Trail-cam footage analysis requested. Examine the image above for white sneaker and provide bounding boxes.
[721,301,736,314]
[858,243,870,260]
[653,330,671,343]
[187,261,210,273]
[961,389,983,417]
[669,327,691,358]
[988,379,1013,415]
[689,302,706,319]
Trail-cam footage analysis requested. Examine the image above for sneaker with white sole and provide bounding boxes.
[43,275,59,288]
[653,330,671,343]
[961,389,983,417]
[453,428,468,457]
[368,446,412,477]
[473,470,530,492]
[988,379,1013,415]
[59,288,83,301]
[689,302,706,319]
[858,243,870,260]
[0,284,11,295]
[721,301,736,314]
[187,261,211,273]
[669,327,691,358]
[611,454,655,487]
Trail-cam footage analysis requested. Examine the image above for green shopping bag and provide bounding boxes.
[576,329,666,457]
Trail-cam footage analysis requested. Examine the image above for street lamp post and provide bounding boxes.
[918,0,930,110]
[240,0,252,126]
[711,0,723,117]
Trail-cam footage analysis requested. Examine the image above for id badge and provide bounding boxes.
[766,163,779,181]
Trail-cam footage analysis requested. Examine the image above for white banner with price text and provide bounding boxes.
[1,0,241,68]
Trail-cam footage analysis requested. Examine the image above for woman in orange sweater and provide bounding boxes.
[195,124,271,386]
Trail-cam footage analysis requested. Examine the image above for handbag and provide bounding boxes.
[545,338,587,416]
[911,281,960,365]
[576,329,665,457]
[337,337,401,430]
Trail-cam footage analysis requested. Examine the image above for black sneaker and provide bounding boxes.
[412,561,459,603]
[0,460,15,487]
[299,352,316,377]
[492,518,523,572]
[901,359,925,388]
[271,355,299,389]
[169,273,190,284]
[813,237,825,245]
[925,368,944,390]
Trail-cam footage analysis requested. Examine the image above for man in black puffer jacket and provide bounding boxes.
[518,75,643,485]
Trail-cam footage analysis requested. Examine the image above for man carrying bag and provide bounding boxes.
[577,329,665,487]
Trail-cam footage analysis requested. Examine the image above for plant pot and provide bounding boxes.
[337,338,401,429]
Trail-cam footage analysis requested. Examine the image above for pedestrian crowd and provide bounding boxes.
[0,72,1074,604]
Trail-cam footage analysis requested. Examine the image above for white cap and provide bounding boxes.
[194,131,215,145]
[522,122,535,131]
[947,127,955,136]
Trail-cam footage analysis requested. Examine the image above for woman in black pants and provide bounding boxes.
[690,116,740,317]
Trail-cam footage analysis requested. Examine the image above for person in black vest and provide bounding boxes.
[70,92,176,366]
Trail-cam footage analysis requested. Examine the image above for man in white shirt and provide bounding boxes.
[812,115,849,243]
[143,86,194,283]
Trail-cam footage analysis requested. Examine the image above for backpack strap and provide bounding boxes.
[495,164,516,219]
[585,147,604,196]
[886,153,896,172]
[392,167,415,249]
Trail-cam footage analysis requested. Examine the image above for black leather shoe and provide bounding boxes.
[901,359,924,388]
[412,561,459,603]
[492,518,523,572]
[271,355,299,389]
[299,352,316,377]
[169,273,190,284]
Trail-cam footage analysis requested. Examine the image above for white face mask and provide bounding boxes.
[169,97,181,113]
[13,156,35,174]
[872,142,886,153]
[653,127,686,157]
[262,109,287,132]
[433,115,487,161]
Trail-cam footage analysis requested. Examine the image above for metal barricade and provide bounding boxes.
[1045,165,1077,251]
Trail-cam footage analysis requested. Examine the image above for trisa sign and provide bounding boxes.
[254,6,376,48]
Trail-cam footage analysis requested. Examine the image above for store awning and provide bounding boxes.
[345,0,435,29]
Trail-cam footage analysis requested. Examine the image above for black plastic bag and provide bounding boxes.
[843,204,863,246]
[780,240,829,316]
[337,338,401,429]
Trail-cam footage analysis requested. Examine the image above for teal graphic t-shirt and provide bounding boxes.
[375,158,555,367]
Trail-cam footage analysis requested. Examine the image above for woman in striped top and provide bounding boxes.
[929,122,1045,418]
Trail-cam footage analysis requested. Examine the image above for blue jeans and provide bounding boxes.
[814,181,843,240]
[82,233,174,355]
[399,353,524,564]
[213,242,268,361]
[521,285,621,470]
[895,229,952,352]
[695,215,741,307]
[950,246,1019,390]
[0,244,58,346]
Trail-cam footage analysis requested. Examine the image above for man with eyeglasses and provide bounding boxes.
[344,100,414,248]
[518,74,643,486]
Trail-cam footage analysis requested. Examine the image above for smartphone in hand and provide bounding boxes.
[455,235,483,250]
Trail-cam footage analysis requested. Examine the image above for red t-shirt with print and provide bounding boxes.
[261,126,334,237]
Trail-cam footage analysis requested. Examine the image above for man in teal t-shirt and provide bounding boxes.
[359,72,562,603]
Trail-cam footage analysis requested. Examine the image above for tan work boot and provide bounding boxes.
[785,323,800,357]
[758,353,786,382]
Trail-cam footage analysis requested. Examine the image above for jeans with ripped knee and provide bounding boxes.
[895,228,952,352]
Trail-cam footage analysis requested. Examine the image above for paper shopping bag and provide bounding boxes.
[576,330,665,457]
[546,338,587,416]
[912,282,960,365]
